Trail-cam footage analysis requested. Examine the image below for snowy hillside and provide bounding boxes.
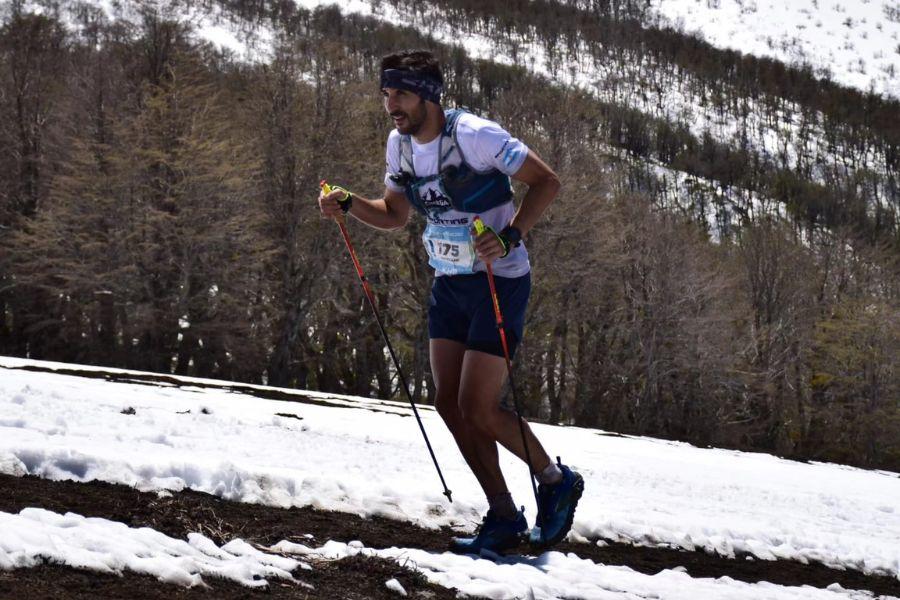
[96,0,900,99]
[1,357,898,598]
[20,0,898,236]
[645,0,900,98]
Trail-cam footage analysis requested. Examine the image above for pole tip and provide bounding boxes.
[444,489,453,503]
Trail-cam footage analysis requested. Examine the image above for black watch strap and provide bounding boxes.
[501,225,522,247]
[339,192,353,213]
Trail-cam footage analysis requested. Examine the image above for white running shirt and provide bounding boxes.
[384,112,531,278]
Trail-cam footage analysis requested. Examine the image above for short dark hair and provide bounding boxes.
[380,50,443,85]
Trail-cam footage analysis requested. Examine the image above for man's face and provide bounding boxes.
[382,88,427,135]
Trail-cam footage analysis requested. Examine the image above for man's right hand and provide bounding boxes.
[318,186,352,218]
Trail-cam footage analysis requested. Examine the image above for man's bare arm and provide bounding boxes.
[319,187,411,230]
[473,149,561,263]
[508,150,560,237]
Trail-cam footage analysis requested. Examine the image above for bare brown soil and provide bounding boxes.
[1,474,898,599]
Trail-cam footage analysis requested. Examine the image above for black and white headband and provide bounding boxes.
[380,68,443,104]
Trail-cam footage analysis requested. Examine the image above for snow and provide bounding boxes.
[16,0,275,62]
[1,356,899,597]
[273,538,885,600]
[0,505,886,600]
[0,507,303,588]
[385,576,408,596]
[643,0,900,99]
[20,0,898,98]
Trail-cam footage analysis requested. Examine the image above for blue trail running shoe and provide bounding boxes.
[449,508,527,555]
[529,458,584,549]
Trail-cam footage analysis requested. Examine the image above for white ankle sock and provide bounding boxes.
[537,461,563,485]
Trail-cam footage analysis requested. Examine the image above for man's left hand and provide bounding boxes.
[472,225,509,264]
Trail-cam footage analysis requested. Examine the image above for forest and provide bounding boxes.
[1,0,897,470]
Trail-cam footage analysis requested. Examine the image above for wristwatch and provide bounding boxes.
[501,225,522,248]
[338,191,353,214]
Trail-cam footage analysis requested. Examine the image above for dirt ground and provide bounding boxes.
[1,473,898,599]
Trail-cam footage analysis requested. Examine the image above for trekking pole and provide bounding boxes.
[320,181,453,503]
[473,217,542,522]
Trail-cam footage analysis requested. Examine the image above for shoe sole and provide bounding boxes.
[529,473,585,550]
[449,530,526,555]
[489,534,525,555]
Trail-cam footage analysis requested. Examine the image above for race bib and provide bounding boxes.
[423,223,476,275]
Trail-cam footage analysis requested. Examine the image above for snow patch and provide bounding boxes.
[0,508,301,588]
[385,577,408,596]
[274,538,883,600]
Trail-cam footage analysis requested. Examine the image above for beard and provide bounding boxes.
[391,98,427,135]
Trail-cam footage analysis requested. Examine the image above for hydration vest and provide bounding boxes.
[389,109,514,216]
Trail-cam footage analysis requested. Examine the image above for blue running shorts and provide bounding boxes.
[427,271,531,358]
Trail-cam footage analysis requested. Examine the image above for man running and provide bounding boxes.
[318,49,583,554]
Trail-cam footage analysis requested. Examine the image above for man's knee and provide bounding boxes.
[459,397,497,436]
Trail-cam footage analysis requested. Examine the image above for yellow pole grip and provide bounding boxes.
[320,180,345,225]
[472,216,486,236]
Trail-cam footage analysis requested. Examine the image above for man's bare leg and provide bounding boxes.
[430,339,509,497]
[458,349,553,473]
